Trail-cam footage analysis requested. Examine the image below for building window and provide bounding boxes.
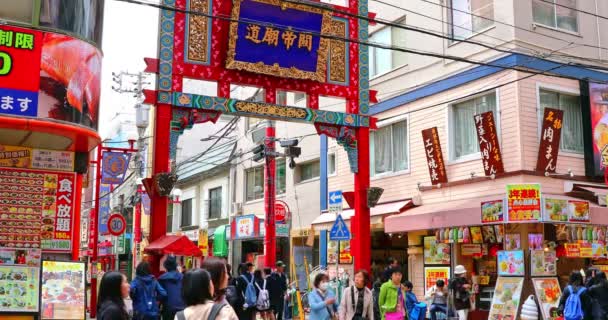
[449,0,494,40]
[328,154,336,175]
[245,159,286,201]
[532,0,578,32]
[539,89,583,153]
[371,119,408,176]
[450,92,497,160]
[369,25,407,77]
[180,198,193,227]
[298,160,320,183]
[294,92,306,103]
[208,187,222,219]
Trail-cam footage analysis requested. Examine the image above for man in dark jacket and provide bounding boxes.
[268,261,288,320]
[235,262,256,320]
[158,256,185,320]
[130,262,167,320]
[589,271,608,319]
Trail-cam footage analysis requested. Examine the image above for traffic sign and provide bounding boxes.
[329,190,343,213]
[329,214,350,241]
[275,202,288,223]
[107,214,126,236]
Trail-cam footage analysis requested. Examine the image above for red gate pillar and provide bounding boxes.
[149,103,172,274]
[352,127,371,273]
[264,91,277,268]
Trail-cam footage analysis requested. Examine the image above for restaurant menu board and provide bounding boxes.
[424,236,450,265]
[506,184,541,222]
[532,278,562,320]
[41,261,86,320]
[544,198,591,224]
[0,265,40,313]
[488,277,524,320]
[497,250,525,276]
[338,241,352,264]
[530,250,557,276]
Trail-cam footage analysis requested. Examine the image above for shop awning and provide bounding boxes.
[385,194,608,233]
[213,225,228,257]
[311,200,412,228]
[144,235,202,257]
[565,182,608,205]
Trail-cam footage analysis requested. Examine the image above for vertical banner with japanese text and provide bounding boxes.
[421,127,447,185]
[474,111,504,176]
[98,184,111,235]
[536,108,563,173]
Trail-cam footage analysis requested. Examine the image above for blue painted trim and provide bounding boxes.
[370,53,608,115]
[320,134,328,211]
[319,229,327,268]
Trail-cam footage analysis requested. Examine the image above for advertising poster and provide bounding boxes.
[234,215,255,239]
[470,226,483,244]
[482,225,497,243]
[530,250,557,276]
[41,261,86,320]
[494,225,504,243]
[505,233,521,250]
[568,200,590,223]
[506,184,541,222]
[544,198,569,223]
[327,240,338,264]
[497,250,525,276]
[481,200,504,224]
[339,241,352,264]
[424,267,450,293]
[0,248,41,267]
[532,278,562,320]
[0,24,101,129]
[39,0,105,45]
[0,265,40,313]
[588,82,608,177]
[198,230,208,256]
[488,277,524,320]
[529,233,543,250]
[0,145,74,172]
[424,236,450,265]
[565,243,581,258]
[0,167,75,252]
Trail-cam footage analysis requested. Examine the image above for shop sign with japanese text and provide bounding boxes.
[0,144,74,171]
[0,24,101,129]
[536,108,563,173]
[424,267,450,292]
[227,0,331,82]
[421,127,447,185]
[474,111,504,176]
[98,184,111,235]
[198,229,208,256]
[42,172,76,251]
[506,184,541,222]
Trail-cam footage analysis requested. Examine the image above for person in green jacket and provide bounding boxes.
[378,268,406,320]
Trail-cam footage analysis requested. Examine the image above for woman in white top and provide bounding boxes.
[175,269,238,320]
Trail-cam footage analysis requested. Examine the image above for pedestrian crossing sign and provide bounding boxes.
[329,214,350,240]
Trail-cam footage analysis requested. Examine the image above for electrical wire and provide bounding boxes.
[539,0,608,22]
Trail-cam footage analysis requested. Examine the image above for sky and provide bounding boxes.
[98,0,160,139]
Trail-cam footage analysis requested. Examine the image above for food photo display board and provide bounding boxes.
[41,260,86,320]
[532,277,562,320]
[488,277,524,320]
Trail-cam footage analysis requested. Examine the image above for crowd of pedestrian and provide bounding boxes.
[96,257,290,320]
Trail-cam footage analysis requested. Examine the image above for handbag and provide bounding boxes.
[385,287,405,320]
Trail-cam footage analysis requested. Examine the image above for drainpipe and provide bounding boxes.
[595,0,603,61]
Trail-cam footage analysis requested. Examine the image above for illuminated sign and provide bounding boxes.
[227,0,331,82]
[0,24,101,130]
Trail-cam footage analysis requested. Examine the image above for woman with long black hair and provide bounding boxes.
[97,271,131,320]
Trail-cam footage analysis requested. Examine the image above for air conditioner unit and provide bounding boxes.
[232,202,243,214]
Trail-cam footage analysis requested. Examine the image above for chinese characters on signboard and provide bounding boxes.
[0,145,74,171]
[474,111,504,176]
[536,108,563,173]
[424,267,450,293]
[506,184,541,222]
[101,152,131,185]
[421,127,447,185]
[227,0,331,82]
[49,173,76,251]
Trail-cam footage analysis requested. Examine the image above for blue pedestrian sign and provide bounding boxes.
[329,214,350,241]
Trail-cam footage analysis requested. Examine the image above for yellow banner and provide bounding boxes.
[198,229,208,256]
[0,145,32,168]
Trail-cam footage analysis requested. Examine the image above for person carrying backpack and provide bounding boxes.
[558,271,593,320]
[236,262,257,320]
[255,268,274,320]
[158,256,185,320]
[130,262,167,320]
[175,268,238,320]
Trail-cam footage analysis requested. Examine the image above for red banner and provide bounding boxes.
[536,108,563,173]
[474,111,504,176]
[421,127,447,185]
